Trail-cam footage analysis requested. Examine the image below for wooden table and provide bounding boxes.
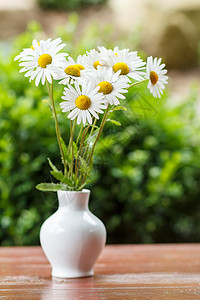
[0,245,200,299]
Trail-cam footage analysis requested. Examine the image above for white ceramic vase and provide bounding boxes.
[40,189,106,278]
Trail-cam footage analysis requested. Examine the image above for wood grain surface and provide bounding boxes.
[1,244,200,299]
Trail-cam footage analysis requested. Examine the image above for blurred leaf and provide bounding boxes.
[50,170,64,181]
[47,158,59,172]
[76,182,86,191]
[107,119,121,126]
[72,141,78,157]
[61,177,74,186]
[86,128,99,145]
[60,137,71,163]
[79,156,91,174]
[111,106,127,112]
[36,183,68,191]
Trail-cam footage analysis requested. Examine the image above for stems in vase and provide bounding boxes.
[46,80,67,175]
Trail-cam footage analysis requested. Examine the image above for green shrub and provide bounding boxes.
[37,0,106,10]
[89,86,200,243]
[1,19,200,246]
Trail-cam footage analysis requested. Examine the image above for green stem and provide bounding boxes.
[46,80,67,175]
[87,105,110,167]
[128,79,148,89]
[70,120,76,181]
[76,124,84,145]
[80,105,110,186]
[81,104,110,185]
[89,118,97,138]
[82,117,97,160]
[67,120,73,155]
[74,124,91,184]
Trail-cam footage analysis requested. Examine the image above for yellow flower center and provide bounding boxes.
[93,60,102,70]
[98,81,113,94]
[38,54,52,68]
[65,65,80,77]
[75,95,91,110]
[150,71,159,85]
[75,64,85,70]
[113,62,129,75]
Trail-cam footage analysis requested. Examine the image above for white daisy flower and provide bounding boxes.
[15,38,68,86]
[84,47,122,72]
[14,41,43,61]
[145,56,168,98]
[98,46,111,57]
[60,81,107,125]
[85,66,129,106]
[100,48,146,81]
[83,49,104,71]
[98,46,122,57]
[56,55,86,85]
[98,46,122,66]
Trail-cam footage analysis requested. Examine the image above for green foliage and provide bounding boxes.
[1,18,200,246]
[0,24,63,245]
[88,86,200,244]
[37,0,106,10]
[36,183,70,191]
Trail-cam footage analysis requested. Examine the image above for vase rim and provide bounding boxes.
[58,189,90,194]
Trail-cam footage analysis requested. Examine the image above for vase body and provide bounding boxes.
[40,189,106,278]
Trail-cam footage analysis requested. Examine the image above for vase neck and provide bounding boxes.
[57,190,90,211]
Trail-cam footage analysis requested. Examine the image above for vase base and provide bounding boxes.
[52,269,94,279]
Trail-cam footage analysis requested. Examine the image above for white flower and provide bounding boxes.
[98,46,110,54]
[99,46,128,65]
[98,46,123,57]
[83,49,104,71]
[100,48,146,81]
[60,81,107,125]
[83,47,126,72]
[98,46,121,66]
[145,56,168,98]
[56,55,86,85]
[15,38,68,86]
[85,66,129,106]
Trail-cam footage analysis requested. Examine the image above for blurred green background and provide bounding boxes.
[37,0,106,10]
[0,0,200,246]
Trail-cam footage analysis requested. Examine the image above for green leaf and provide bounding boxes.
[86,128,100,145]
[60,138,71,163]
[50,170,64,181]
[79,156,91,174]
[42,99,49,104]
[47,158,59,172]
[50,170,74,187]
[76,182,86,191]
[42,99,52,111]
[112,106,127,112]
[107,119,121,126]
[36,183,68,192]
[61,176,74,186]
[89,124,99,130]
[60,137,67,157]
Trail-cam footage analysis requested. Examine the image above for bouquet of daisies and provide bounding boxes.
[15,38,168,192]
